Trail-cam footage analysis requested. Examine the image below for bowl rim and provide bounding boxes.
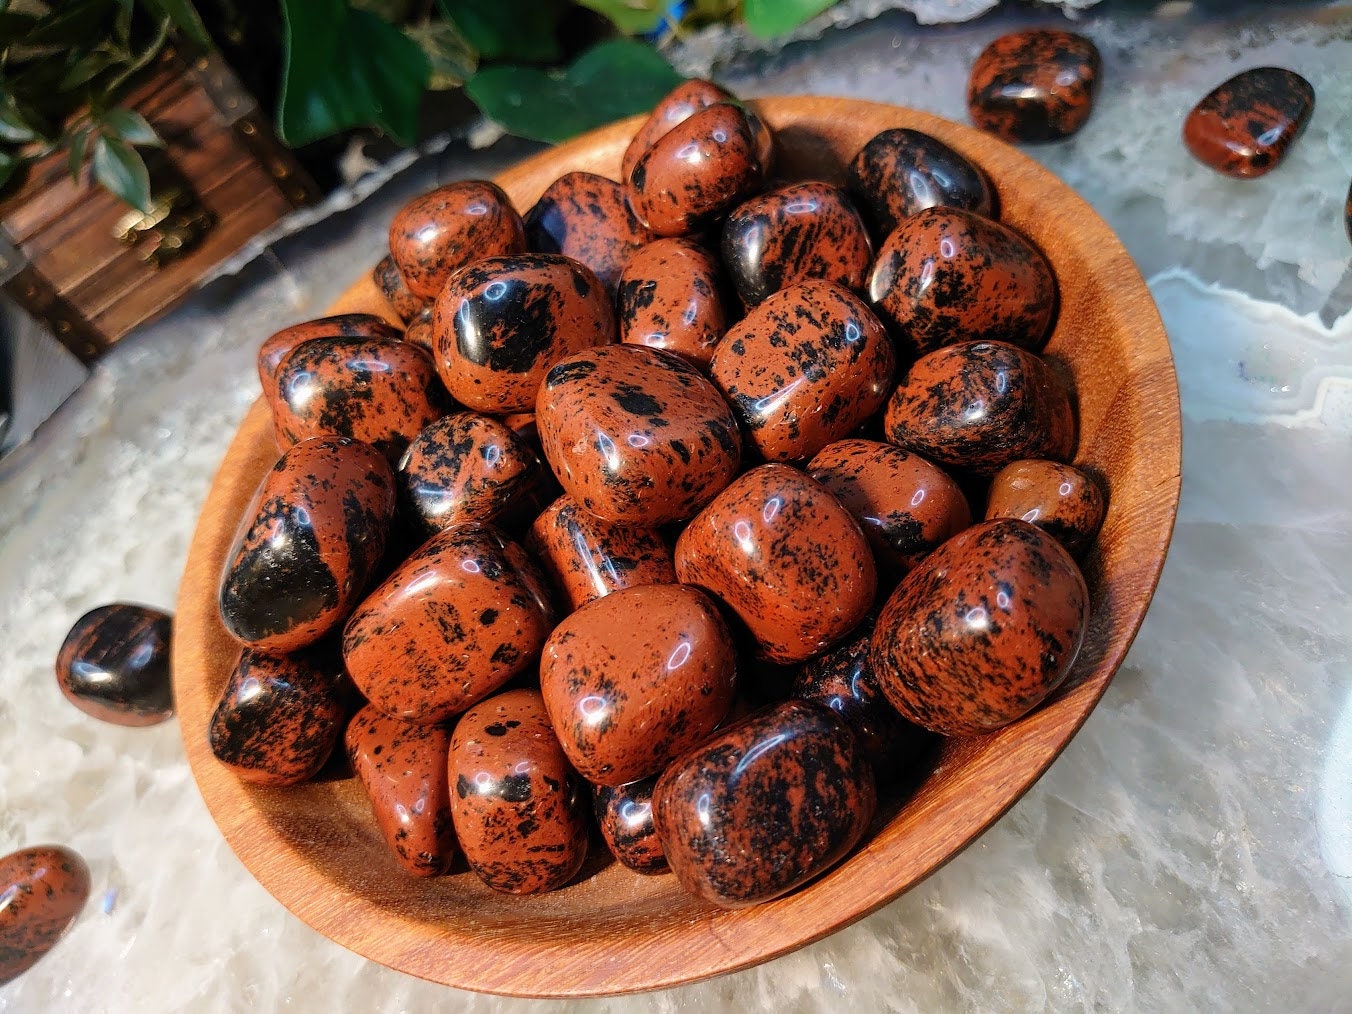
[174,95,1181,998]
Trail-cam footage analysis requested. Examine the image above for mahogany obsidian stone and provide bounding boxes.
[967,29,1102,143]
[208,646,346,785]
[653,700,876,909]
[0,845,91,984]
[869,518,1089,736]
[847,127,997,238]
[792,618,936,778]
[1183,67,1315,179]
[593,778,667,875]
[524,171,652,296]
[345,705,457,877]
[55,603,173,726]
[218,437,395,653]
[720,181,872,309]
[449,689,589,894]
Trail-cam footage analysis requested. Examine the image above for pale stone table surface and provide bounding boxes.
[2,3,1350,1011]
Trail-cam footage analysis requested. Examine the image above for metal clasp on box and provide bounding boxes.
[113,188,215,267]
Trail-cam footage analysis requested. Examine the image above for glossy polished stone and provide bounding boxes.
[345,705,457,878]
[449,689,589,894]
[629,103,767,238]
[711,281,895,463]
[55,603,173,726]
[0,845,90,984]
[847,127,997,238]
[372,255,427,324]
[985,458,1106,557]
[622,79,736,182]
[869,206,1056,357]
[388,180,527,299]
[870,518,1089,736]
[807,438,972,582]
[617,238,728,370]
[792,618,935,778]
[525,171,652,295]
[397,412,545,537]
[433,253,615,414]
[536,343,741,527]
[1346,178,1352,245]
[653,700,875,909]
[208,647,346,785]
[271,336,450,463]
[593,778,667,875]
[402,306,434,352]
[883,340,1075,476]
[721,181,872,308]
[1183,67,1315,179]
[540,584,736,785]
[674,464,876,664]
[219,437,395,652]
[525,494,675,612]
[256,313,401,406]
[343,524,554,724]
[968,29,1102,143]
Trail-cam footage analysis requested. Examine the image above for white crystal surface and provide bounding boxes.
[2,3,1351,1011]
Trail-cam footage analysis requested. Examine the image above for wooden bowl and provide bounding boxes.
[174,97,1180,998]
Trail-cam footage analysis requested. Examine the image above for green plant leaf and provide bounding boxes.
[574,0,665,35]
[277,0,430,147]
[138,0,213,48]
[59,50,121,90]
[438,0,562,62]
[740,0,835,38]
[0,150,22,191]
[466,39,682,143]
[0,106,38,144]
[68,125,92,181]
[92,132,152,210]
[100,107,162,146]
[405,19,477,91]
[21,0,115,48]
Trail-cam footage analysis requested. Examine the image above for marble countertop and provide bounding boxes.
[2,2,1350,1010]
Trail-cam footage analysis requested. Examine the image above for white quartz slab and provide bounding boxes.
[1,3,1350,1011]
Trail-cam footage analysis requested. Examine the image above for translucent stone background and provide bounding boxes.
[2,2,1350,1011]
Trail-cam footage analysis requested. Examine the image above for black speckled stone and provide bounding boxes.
[1183,67,1315,179]
[792,619,936,779]
[0,845,91,984]
[209,646,346,786]
[847,128,997,239]
[653,700,875,909]
[55,603,173,726]
[593,778,668,875]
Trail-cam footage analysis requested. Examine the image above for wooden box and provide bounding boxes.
[0,48,320,362]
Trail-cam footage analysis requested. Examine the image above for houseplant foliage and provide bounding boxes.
[1,0,843,210]
[0,0,211,212]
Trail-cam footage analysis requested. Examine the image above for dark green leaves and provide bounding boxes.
[0,150,21,190]
[138,0,212,47]
[99,108,162,146]
[466,39,682,143]
[92,133,152,211]
[438,0,563,63]
[574,0,665,35]
[277,0,431,147]
[741,0,836,38]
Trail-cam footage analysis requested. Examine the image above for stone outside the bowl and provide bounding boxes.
[1182,67,1315,180]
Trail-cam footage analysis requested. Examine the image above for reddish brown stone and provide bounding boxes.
[870,519,1089,735]
[968,29,1101,143]
[0,845,90,984]
[674,464,876,664]
[525,171,652,295]
[346,705,457,877]
[449,689,589,894]
[1183,67,1315,179]
[388,180,526,299]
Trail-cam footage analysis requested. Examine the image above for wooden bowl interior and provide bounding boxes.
[174,97,1181,998]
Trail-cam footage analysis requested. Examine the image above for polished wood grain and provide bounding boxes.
[173,97,1181,998]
